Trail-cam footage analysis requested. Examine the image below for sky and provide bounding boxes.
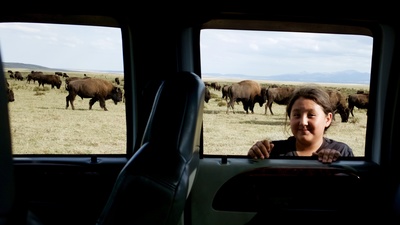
[0,22,123,72]
[200,29,373,77]
[0,22,373,76]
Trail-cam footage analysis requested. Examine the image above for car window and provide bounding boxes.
[200,29,372,157]
[1,22,126,155]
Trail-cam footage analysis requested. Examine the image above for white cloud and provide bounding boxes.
[200,29,373,77]
[0,22,123,71]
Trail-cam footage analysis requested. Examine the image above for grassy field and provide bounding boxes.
[6,69,126,154]
[5,70,368,156]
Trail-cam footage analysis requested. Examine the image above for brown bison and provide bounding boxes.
[326,89,350,122]
[348,93,369,117]
[13,71,23,81]
[66,78,123,111]
[210,82,221,91]
[204,87,211,103]
[26,71,44,84]
[37,74,62,89]
[8,70,14,79]
[264,86,295,115]
[221,84,230,101]
[6,81,14,102]
[115,77,120,85]
[222,84,240,104]
[226,80,267,114]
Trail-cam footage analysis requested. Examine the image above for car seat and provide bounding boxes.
[96,71,205,225]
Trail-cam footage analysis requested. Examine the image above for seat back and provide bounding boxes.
[97,71,205,225]
[0,51,15,225]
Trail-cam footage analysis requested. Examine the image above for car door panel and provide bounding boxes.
[189,157,383,225]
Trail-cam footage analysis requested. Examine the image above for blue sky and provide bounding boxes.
[0,22,373,77]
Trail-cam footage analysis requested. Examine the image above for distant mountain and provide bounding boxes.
[203,70,370,85]
[3,62,122,74]
[4,62,369,84]
[3,62,57,71]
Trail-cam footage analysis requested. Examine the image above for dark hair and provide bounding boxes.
[285,84,334,131]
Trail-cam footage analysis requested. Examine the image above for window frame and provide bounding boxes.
[197,18,387,164]
[1,16,138,158]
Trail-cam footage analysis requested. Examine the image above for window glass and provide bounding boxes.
[200,29,372,156]
[1,22,126,154]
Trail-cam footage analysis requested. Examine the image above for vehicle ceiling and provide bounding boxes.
[0,2,396,28]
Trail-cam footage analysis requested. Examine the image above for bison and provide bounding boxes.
[26,71,44,84]
[37,74,62,89]
[210,82,221,91]
[326,89,350,122]
[115,77,120,85]
[13,71,23,81]
[8,70,14,79]
[6,81,14,102]
[348,93,369,117]
[204,87,211,103]
[226,80,267,114]
[221,84,230,101]
[264,86,295,115]
[66,78,123,111]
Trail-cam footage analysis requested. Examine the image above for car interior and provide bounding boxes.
[1,2,400,225]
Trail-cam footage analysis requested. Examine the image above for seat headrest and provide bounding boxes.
[142,71,205,160]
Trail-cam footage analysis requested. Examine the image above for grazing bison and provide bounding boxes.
[210,82,221,91]
[6,81,14,102]
[13,71,23,81]
[221,84,230,101]
[326,89,350,122]
[264,86,295,115]
[26,71,44,84]
[204,87,211,103]
[8,70,14,79]
[348,93,369,117]
[66,78,123,111]
[115,77,120,85]
[226,80,267,114]
[37,74,62,89]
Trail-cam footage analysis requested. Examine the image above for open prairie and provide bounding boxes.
[6,69,126,154]
[5,70,368,156]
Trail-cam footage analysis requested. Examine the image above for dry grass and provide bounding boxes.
[6,71,368,157]
[6,70,126,154]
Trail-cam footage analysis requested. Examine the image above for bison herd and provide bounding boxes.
[204,80,369,122]
[5,70,369,116]
[5,70,124,111]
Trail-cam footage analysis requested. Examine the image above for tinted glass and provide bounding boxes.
[201,29,372,157]
[1,22,126,154]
